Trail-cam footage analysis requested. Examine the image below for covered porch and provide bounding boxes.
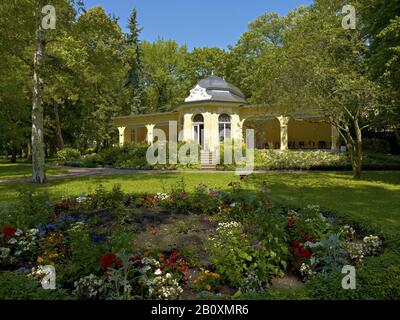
[242,115,338,151]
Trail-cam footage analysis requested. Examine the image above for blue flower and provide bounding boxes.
[91,234,107,244]
[59,215,69,222]
[45,223,57,230]
[35,223,42,229]
[38,230,46,237]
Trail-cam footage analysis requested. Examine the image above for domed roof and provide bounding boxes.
[184,75,247,104]
[198,75,245,99]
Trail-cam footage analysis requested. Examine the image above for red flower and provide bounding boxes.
[180,266,189,272]
[290,240,300,248]
[298,249,311,259]
[2,226,16,238]
[100,253,123,269]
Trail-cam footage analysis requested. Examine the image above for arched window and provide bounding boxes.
[193,114,204,124]
[219,114,231,142]
[192,114,204,147]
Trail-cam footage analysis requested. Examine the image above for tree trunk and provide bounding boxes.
[27,141,32,161]
[32,26,46,184]
[394,127,400,149]
[53,100,65,149]
[351,120,363,180]
[10,145,17,163]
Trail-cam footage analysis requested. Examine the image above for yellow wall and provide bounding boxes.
[114,106,333,150]
[135,127,147,143]
[154,125,170,142]
[244,118,331,149]
[245,119,281,149]
[288,119,332,149]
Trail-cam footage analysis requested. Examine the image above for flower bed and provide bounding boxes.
[0,182,384,300]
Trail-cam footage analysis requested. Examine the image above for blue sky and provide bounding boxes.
[83,0,313,49]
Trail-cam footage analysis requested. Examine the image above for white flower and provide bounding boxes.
[154,269,162,276]
[76,196,87,203]
[15,229,23,237]
[8,238,17,245]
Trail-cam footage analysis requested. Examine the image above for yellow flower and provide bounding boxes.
[206,285,212,291]
[49,252,59,258]
[37,256,44,264]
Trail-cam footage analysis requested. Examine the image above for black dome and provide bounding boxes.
[198,75,245,99]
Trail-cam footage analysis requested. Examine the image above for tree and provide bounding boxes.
[229,1,384,179]
[181,47,229,91]
[358,0,400,148]
[125,8,145,114]
[74,6,128,149]
[141,39,188,113]
[294,0,383,179]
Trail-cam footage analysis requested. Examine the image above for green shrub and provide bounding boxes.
[305,249,400,299]
[207,221,286,288]
[363,138,391,154]
[254,150,349,170]
[57,148,81,162]
[2,188,54,229]
[0,271,72,300]
[90,184,125,209]
[109,225,136,255]
[68,222,105,274]
[64,159,96,168]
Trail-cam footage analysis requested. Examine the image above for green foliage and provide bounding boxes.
[90,184,125,209]
[64,222,105,285]
[254,150,349,170]
[0,271,72,300]
[109,226,136,255]
[57,148,81,163]
[6,188,54,229]
[207,221,286,287]
[363,138,391,154]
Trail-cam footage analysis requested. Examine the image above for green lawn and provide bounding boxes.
[0,171,399,237]
[0,161,67,180]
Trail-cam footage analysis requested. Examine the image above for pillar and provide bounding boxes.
[278,116,290,151]
[231,114,243,144]
[146,124,155,144]
[204,113,219,152]
[182,114,193,142]
[118,127,126,147]
[331,125,339,151]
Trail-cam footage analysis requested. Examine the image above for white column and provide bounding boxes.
[118,127,126,147]
[205,113,219,152]
[331,125,339,151]
[182,114,193,142]
[278,116,290,151]
[231,114,243,143]
[146,124,155,144]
